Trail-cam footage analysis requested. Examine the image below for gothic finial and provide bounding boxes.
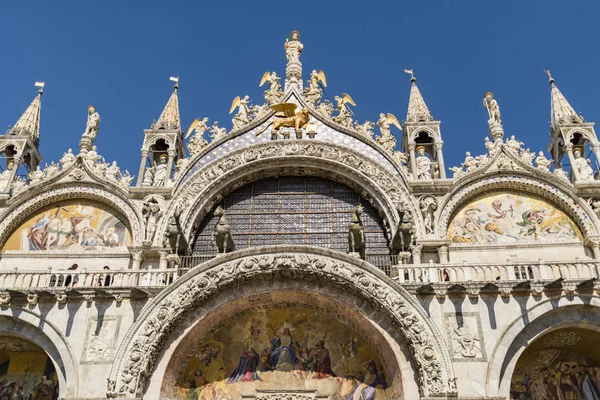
[544,69,555,85]
[8,82,45,145]
[34,81,45,95]
[153,78,181,131]
[405,71,433,123]
[404,69,416,83]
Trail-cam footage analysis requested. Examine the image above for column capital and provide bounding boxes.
[408,142,416,151]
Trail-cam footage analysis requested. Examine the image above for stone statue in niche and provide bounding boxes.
[142,199,162,244]
[0,162,14,191]
[347,204,366,259]
[142,165,155,186]
[573,148,595,181]
[152,155,169,186]
[394,205,415,253]
[415,146,432,179]
[420,196,437,234]
[213,206,235,254]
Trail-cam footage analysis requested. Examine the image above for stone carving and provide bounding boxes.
[0,293,10,305]
[44,162,59,179]
[12,177,27,195]
[415,147,432,179]
[230,95,252,131]
[316,100,334,119]
[420,196,437,234]
[284,31,303,63]
[56,292,67,304]
[114,251,448,398]
[257,103,310,140]
[542,331,581,347]
[354,120,375,139]
[28,166,44,185]
[26,293,38,305]
[573,148,595,181]
[142,165,154,186]
[0,162,14,192]
[259,71,283,105]
[152,155,169,186]
[505,135,524,154]
[209,121,227,142]
[164,204,189,255]
[118,170,134,188]
[483,92,501,125]
[80,105,101,152]
[82,316,121,363]
[347,204,366,259]
[105,161,120,181]
[535,151,551,171]
[84,146,100,163]
[186,117,209,157]
[333,94,355,128]
[484,136,500,156]
[445,313,486,361]
[462,152,478,172]
[60,149,76,169]
[304,69,326,104]
[213,206,235,254]
[449,166,464,178]
[395,205,415,253]
[142,198,162,245]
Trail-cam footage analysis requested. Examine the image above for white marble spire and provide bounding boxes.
[8,85,43,144]
[547,70,582,127]
[405,71,433,123]
[154,80,181,131]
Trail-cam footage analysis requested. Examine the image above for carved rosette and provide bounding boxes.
[112,250,451,398]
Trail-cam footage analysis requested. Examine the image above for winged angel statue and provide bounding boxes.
[259,72,283,105]
[230,95,251,130]
[376,113,402,153]
[333,93,356,128]
[256,103,310,140]
[304,70,327,104]
[185,117,210,156]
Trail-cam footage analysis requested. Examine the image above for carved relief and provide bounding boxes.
[444,312,486,362]
[82,316,122,364]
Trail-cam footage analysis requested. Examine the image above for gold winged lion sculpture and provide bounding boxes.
[256,102,310,139]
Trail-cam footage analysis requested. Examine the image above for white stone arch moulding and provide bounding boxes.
[0,184,145,249]
[408,127,440,143]
[159,140,424,245]
[0,307,79,398]
[486,296,600,398]
[109,246,455,399]
[436,173,600,240]
[144,134,174,150]
[563,128,598,145]
[0,141,23,154]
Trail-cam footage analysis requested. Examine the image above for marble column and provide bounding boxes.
[136,149,149,187]
[159,251,168,269]
[131,251,144,270]
[565,145,581,182]
[408,143,417,179]
[165,149,175,185]
[435,142,446,179]
[437,245,449,264]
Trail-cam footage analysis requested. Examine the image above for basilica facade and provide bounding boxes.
[0,31,599,400]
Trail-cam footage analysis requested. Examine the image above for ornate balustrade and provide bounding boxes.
[0,256,597,293]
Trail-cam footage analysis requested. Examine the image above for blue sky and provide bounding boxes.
[1,1,599,177]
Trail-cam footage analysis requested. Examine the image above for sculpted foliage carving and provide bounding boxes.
[114,252,448,398]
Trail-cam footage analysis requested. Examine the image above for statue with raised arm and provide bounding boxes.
[304,69,327,104]
[333,93,356,128]
[483,92,501,125]
[84,105,101,138]
[260,72,283,105]
[284,30,303,63]
[230,95,252,130]
[375,113,401,153]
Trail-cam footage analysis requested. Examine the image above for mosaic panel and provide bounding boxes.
[193,177,390,255]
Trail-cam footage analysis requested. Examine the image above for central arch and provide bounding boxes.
[110,246,454,398]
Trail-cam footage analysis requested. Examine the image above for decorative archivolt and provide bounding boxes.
[437,172,599,240]
[109,247,455,398]
[157,140,423,246]
[0,182,144,249]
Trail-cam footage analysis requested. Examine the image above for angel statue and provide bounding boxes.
[186,117,210,156]
[230,95,251,130]
[303,70,327,105]
[209,121,227,142]
[256,103,310,140]
[333,93,356,128]
[375,113,402,154]
[483,92,501,125]
[259,72,283,105]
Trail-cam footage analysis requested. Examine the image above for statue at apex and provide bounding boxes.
[284,30,303,90]
[483,92,501,125]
